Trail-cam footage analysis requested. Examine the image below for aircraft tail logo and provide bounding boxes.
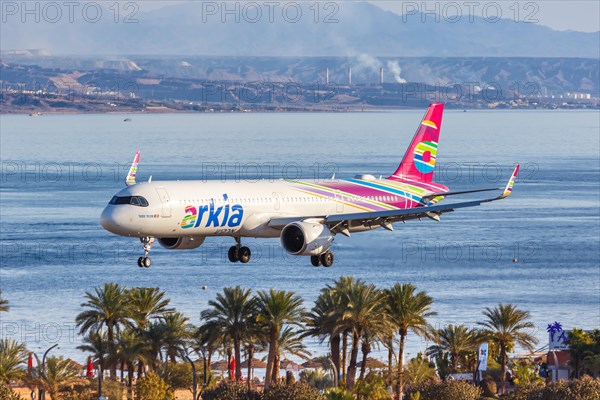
[389,103,444,183]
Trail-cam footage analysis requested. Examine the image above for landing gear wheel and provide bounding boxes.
[228,246,239,263]
[320,251,334,267]
[238,247,251,264]
[138,237,154,268]
[311,255,322,267]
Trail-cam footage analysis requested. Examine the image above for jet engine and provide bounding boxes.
[157,236,205,250]
[281,221,333,256]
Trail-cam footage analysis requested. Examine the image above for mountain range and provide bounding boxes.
[2,1,598,57]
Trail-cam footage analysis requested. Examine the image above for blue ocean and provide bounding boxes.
[1,110,598,362]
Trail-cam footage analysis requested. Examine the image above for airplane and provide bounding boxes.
[100,103,519,268]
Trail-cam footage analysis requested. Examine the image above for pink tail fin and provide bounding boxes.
[389,103,444,183]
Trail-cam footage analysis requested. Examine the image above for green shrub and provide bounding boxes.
[354,374,391,400]
[159,361,193,390]
[324,387,355,400]
[56,378,97,400]
[501,376,600,400]
[101,378,124,400]
[201,381,261,400]
[480,375,498,397]
[263,382,325,400]
[300,368,333,390]
[0,382,21,400]
[137,371,175,400]
[407,380,482,400]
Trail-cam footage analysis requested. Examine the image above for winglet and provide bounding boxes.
[499,164,519,198]
[125,151,140,186]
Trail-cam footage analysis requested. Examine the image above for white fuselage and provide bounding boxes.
[100,179,375,240]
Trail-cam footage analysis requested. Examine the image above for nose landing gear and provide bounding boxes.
[137,237,154,268]
[228,238,251,264]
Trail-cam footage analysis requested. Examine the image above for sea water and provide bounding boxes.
[1,110,598,363]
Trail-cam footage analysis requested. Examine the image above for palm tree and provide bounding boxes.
[160,312,190,363]
[0,339,27,383]
[386,283,436,397]
[77,331,110,393]
[111,329,148,400]
[427,325,476,373]
[405,356,437,387]
[256,289,305,389]
[27,356,80,399]
[306,287,344,383]
[128,287,173,329]
[128,287,173,376]
[278,326,311,364]
[201,286,257,382]
[330,275,359,385]
[337,279,385,390]
[75,282,132,377]
[143,319,169,370]
[478,304,538,394]
[0,290,9,312]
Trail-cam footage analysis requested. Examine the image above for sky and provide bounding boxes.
[138,0,600,33]
[374,0,600,33]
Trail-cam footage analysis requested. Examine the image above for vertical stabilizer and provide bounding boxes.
[389,103,444,183]
[125,151,140,186]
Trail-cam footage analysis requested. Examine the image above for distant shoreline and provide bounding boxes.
[2,106,598,116]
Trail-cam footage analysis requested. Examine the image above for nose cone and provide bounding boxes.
[100,205,131,235]
[100,206,117,234]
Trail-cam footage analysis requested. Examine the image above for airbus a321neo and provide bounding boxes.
[100,103,519,268]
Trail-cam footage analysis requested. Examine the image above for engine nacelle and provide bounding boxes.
[281,221,333,256]
[157,236,205,250]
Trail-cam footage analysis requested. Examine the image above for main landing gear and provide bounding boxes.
[228,238,251,264]
[311,251,334,268]
[137,237,154,268]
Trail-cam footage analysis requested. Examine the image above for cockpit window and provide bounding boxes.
[109,196,149,207]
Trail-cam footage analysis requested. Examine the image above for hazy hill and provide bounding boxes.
[2,56,598,97]
[2,1,598,57]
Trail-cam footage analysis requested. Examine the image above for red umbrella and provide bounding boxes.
[27,353,33,372]
[229,356,236,380]
[86,357,94,377]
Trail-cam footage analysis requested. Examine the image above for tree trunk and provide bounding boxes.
[247,345,254,390]
[346,329,361,390]
[271,344,281,384]
[98,365,103,397]
[234,332,242,381]
[226,347,233,381]
[387,344,394,372]
[500,343,506,394]
[264,330,277,389]
[452,351,458,374]
[395,333,406,398]
[137,361,145,379]
[359,337,371,381]
[108,327,117,378]
[127,363,134,400]
[330,334,341,386]
[342,330,348,385]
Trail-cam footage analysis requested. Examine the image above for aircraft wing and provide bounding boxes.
[269,165,519,232]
